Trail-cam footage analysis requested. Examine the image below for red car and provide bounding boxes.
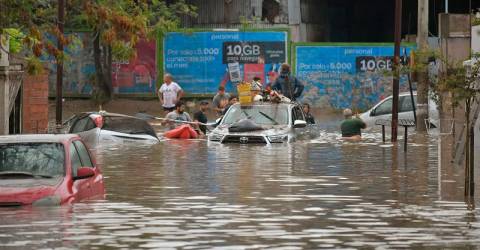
[0,134,105,206]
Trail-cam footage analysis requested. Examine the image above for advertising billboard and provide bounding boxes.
[295,44,414,110]
[163,31,288,94]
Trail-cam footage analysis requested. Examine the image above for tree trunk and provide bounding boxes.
[416,0,429,132]
[416,70,429,131]
[93,31,111,105]
[102,44,113,96]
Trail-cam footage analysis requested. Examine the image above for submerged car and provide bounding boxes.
[0,134,105,206]
[67,112,159,145]
[209,102,311,144]
[359,92,439,129]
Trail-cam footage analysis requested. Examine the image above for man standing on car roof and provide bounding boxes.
[340,108,366,140]
[159,73,183,114]
[271,63,304,101]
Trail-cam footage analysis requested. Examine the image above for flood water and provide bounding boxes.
[1,114,479,249]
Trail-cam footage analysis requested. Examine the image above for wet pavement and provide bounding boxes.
[1,114,479,249]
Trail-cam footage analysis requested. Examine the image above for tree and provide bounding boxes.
[429,52,480,197]
[0,0,69,74]
[0,0,196,105]
[67,0,196,105]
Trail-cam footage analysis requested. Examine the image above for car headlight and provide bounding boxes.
[32,195,61,206]
[209,133,224,142]
[267,134,288,143]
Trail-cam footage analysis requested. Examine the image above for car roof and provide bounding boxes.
[78,111,146,120]
[231,102,297,108]
[0,134,80,144]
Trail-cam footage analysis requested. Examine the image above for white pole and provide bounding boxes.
[445,0,449,13]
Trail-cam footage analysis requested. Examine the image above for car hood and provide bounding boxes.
[0,177,63,205]
[214,124,291,136]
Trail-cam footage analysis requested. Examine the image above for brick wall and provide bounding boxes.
[22,73,49,133]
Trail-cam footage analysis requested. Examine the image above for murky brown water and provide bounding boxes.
[1,114,479,249]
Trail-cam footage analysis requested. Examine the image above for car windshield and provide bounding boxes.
[222,105,289,125]
[102,116,157,138]
[0,143,65,177]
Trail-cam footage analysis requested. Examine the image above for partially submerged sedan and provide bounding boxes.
[67,112,159,145]
[209,103,310,144]
[0,134,104,206]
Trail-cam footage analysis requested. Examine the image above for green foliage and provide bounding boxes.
[25,56,44,75]
[472,14,480,26]
[240,16,261,30]
[3,28,24,53]
[429,53,480,108]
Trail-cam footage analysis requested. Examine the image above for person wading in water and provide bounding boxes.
[340,108,366,141]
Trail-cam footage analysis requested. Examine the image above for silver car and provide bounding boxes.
[209,103,311,144]
[359,92,439,129]
[67,112,159,146]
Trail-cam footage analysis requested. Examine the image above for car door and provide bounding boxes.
[291,106,307,139]
[73,140,104,199]
[398,95,417,121]
[370,97,393,125]
[69,142,91,201]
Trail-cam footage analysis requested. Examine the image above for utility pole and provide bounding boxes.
[56,0,64,127]
[416,0,429,131]
[392,0,403,142]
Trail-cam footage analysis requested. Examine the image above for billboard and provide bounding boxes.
[112,40,156,94]
[163,31,288,94]
[46,32,156,96]
[295,44,414,110]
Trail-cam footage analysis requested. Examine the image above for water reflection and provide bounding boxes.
[2,120,480,248]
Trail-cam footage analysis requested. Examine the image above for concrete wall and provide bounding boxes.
[437,14,472,168]
[0,65,23,135]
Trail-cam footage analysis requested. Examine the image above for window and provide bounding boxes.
[70,117,89,133]
[73,141,94,168]
[0,143,65,177]
[399,95,417,113]
[69,143,82,177]
[222,105,289,125]
[84,118,96,131]
[102,116,157,138]
[373,98,393,116]
[292,107,305,123]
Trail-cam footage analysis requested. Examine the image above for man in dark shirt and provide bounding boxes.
[340,108,366,140]
[193,100,209,135]
[303,103,315,124]
[271,63,304,101]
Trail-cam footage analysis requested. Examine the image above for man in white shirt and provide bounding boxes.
[158,73,184,113]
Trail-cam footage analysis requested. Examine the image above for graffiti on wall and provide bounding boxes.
[295,45,414,110]
[112,40,156,94]
[47,32,95,95]
[163,31,288,94]
[47,33,156,95]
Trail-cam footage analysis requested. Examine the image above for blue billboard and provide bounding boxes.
[295,44,414,110]
[163,31,288,94]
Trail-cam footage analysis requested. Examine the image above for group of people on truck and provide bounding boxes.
[157,63,366,140]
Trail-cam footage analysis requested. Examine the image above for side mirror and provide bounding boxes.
[73,167,95,181]
[215,117,222,124]
[370,109,376,117]
[293,120,307,128]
